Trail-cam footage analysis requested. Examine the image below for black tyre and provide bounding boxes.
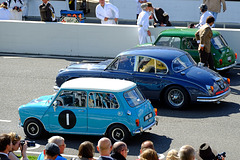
[107,124,130,142]
[24,119,44,139]
[164,86,189,109]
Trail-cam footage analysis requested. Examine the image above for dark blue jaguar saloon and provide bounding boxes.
[55,46,231,109]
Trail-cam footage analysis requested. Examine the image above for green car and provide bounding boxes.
[147,28,237,71]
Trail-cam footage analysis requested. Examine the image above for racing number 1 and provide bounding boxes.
[58,110,76,129]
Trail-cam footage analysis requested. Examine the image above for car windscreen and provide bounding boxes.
[124,87,145,107]
[211,35,228,49]
[172,54,196,72]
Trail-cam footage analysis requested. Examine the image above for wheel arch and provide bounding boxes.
[105,122,131,136]
[23,117,46,131]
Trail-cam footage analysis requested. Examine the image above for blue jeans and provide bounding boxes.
[210,11,218,21]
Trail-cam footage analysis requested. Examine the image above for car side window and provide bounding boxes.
[55,90,87,107]
[182,37,198,50]
[137,56,167,74]
[88,92,119,109]
[117,55,135,71]
[156,37,180,49]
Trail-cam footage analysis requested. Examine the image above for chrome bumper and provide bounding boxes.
[197,88,231,102]
[216,61,237,71]
[133,117,159,134]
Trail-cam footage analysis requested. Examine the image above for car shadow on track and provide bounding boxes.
[153,100,240,119]
[27,132,171,157]
[127,132,172,156]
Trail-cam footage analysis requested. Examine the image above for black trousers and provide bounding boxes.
[199,50,214,70]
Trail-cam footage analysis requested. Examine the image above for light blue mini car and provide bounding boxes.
[18,78,158,142]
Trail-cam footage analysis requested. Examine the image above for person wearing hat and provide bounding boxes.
[196,143,225,160]
[0,2,11,20]
[147,2,172,27]
[196,4,213,28]
[137,3,151,45]
[37,136,66,160]
[95,0,119,24]
[44,143,60,160]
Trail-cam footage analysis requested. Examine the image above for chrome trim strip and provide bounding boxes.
[197,88,231,102]
[216,61,237,71]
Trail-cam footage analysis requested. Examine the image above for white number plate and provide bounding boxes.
[228,56,231,61]
[144,112,153,121]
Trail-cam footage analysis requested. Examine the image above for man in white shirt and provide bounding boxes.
[95,0,119,24]
[137,3,151,44]
[136,0,148,19]
[196,4,213,28]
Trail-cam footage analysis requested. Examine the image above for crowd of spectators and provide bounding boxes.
[0,133,226,160]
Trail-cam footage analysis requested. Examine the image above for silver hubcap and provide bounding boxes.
[112,128,124,141]
[168,89,184,107]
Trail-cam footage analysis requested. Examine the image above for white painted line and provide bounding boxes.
[0,119,11,123]
[3,57,22,59]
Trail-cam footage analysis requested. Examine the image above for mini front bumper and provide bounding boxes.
[197,88,231,102]
[133,117,159,134]
[216,61,237,71]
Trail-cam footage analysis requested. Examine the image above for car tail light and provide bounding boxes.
[135,119,140,127]
[227,78,230,84]
[154,108,157,116]
[219,59,223,65]
[235,53,237,59]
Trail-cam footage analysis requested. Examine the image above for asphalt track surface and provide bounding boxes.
[0,54,240,160]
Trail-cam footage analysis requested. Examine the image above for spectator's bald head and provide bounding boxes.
[141,140,155,153]
[97,137,112,156]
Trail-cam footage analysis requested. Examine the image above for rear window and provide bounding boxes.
[124,87,145,107]
[211,35,228,49]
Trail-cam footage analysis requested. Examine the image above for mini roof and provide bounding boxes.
[61,77,136,92]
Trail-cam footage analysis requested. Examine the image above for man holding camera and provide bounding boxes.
[8,132,30,160]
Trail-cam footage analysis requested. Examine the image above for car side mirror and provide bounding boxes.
[53,101,57,112]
